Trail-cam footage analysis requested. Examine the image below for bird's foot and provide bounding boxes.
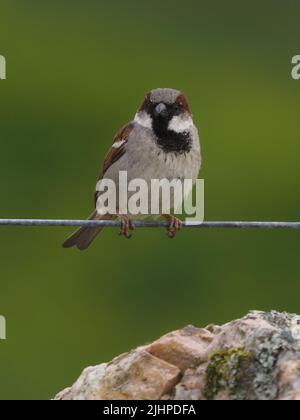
[162,214,182,239]
[117,215,135,239]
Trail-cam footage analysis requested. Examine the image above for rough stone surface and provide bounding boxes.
[55,311,300,400]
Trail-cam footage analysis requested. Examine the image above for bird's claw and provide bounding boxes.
[118,215,135,239]
[163,214,182,239]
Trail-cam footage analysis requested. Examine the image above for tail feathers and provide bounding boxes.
[63,212,113,251]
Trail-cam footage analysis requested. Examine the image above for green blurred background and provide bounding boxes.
[0,0,300,400]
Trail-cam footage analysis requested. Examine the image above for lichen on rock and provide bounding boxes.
[204,348,253,400]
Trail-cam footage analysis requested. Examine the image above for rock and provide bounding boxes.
[55,350,180,401]
[54,311,300,400]
[145,325,214,370]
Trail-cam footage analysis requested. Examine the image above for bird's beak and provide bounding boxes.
[154,103,168,118]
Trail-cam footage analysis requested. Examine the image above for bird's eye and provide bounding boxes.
[173,102,182,112]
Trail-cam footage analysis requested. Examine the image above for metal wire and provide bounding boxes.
[0,219,300,229]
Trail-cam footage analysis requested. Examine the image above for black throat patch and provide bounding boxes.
[152,115,192,154]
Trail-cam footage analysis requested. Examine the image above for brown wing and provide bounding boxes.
[95,122,134,206]
[98,122,134,179]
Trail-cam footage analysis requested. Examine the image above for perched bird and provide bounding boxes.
[63,88,201,250]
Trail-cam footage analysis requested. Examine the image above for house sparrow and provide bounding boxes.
[63,88,201,250]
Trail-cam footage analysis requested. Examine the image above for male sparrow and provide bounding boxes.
[63,88,201,250]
